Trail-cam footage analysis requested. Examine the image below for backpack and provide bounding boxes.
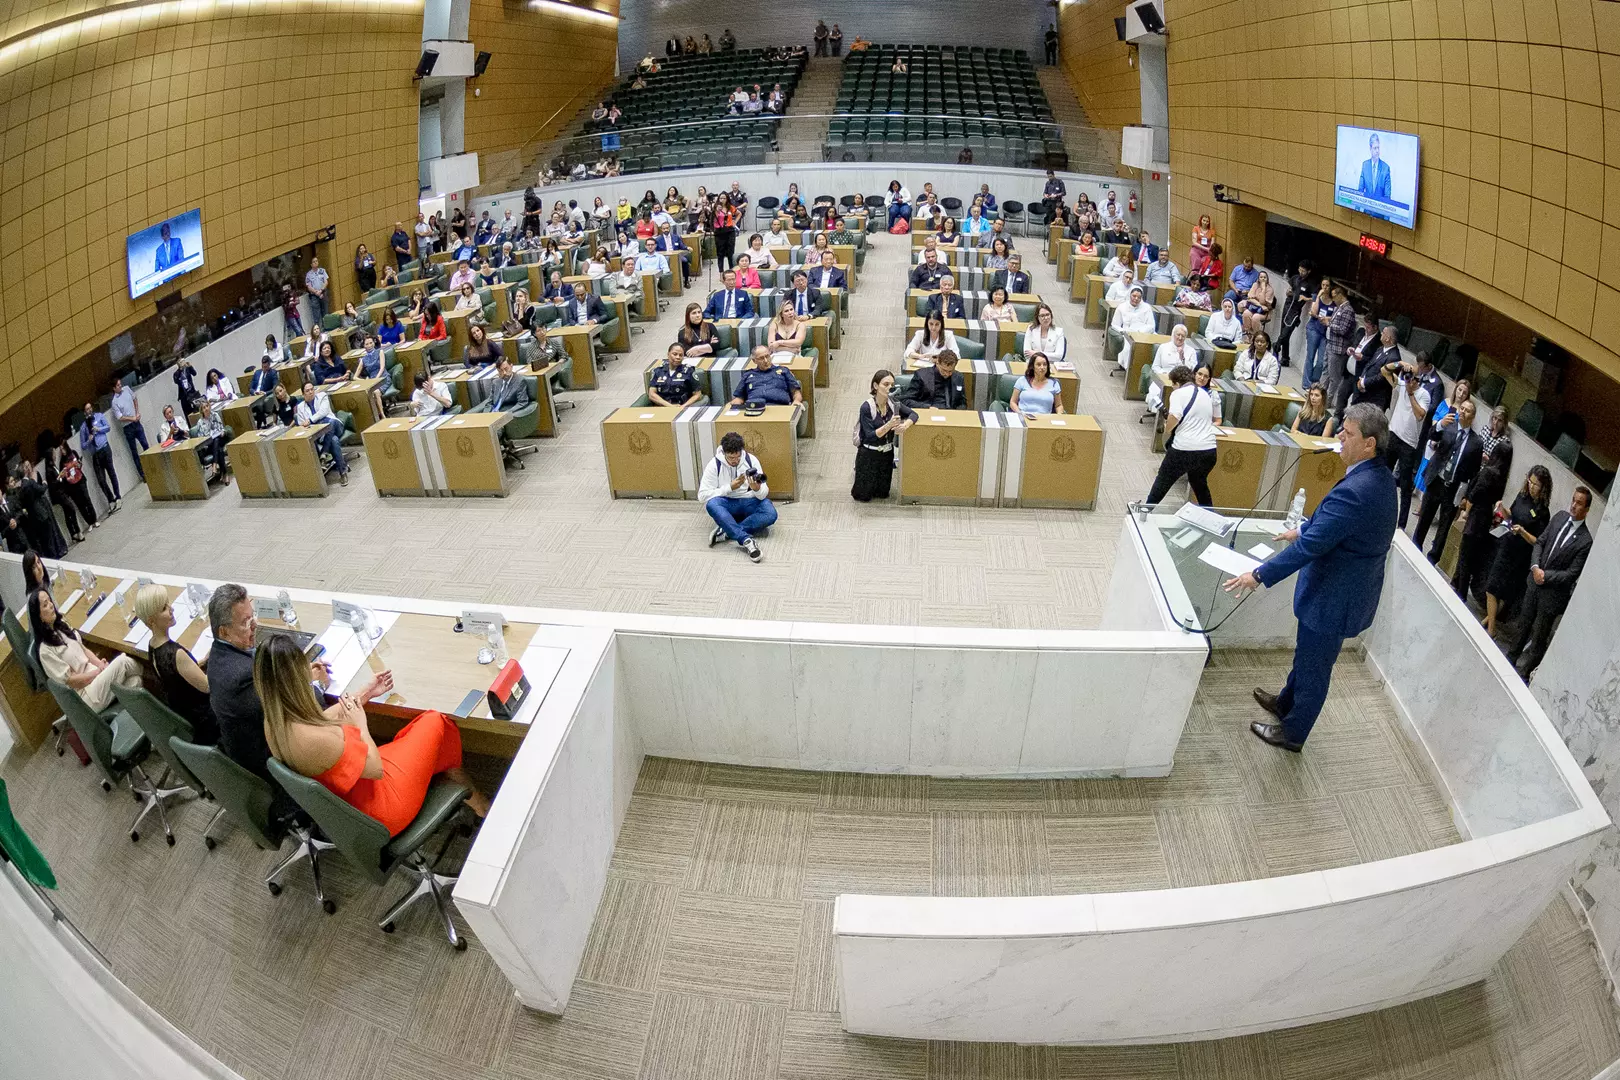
[888,218,910,235]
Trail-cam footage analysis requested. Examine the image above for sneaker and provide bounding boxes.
[741,538,761,562]
[709,526,726,547]
[107,500,120,514]
[339,471,350,486]
[71,534,84,543]
[89,521,99,530]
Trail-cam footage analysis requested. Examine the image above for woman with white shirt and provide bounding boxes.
[1205,297,1244,346]
[1010,352,1064,415]
[904,310,958,362]
[1145,364,1219,507]
[585,247,610,277]
[1023,303,1066,363]
[455,282,481,311]
[1110,286,1158,367]
[29,588,141,713]
[1105,269,1138,305]
[886,180,912,227]
[980,285,1016,325]
[1102,253,1131,279]
[1234,330,1281,383]
[1146,324,1198,411]
[744,234,779,270]
[410,372,452,417]
[204,368,237,404]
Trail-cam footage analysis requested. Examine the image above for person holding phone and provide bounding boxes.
[1482,465,1551,637]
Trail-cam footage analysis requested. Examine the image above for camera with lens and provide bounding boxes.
[746,469,767,484]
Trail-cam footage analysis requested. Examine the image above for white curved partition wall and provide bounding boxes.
[833,535,1607,1044]
[0,535,1604,1050]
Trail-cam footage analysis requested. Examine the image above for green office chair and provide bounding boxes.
[1514,400,1544,440]
[500,265,528,285]
[426,340,450,372]
[470,374,541,467]
[169,737,337,911]
[988,373,1019,412]
[955,337,986,360]
[1283,400,1303,428]
[383,363,405,413]
[321,313,343,332]
[267,758,473,948]
[1552,432,1581,469]
[109,685,205,847]
[1477,373,1506,407]
[46,677,180,844]
[2,609,64,754]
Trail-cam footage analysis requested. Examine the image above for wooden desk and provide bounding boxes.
[600,406,694,499]
[1215,378,1305,431]
[362,418,426,496]
[1000,414,1104,509]
[552,324,602,391]
[1057,239,1077,283]
[141,440,211,501]
[394,339,434,392]
[236,361,305,396]
[902,317,1026,362]
[1047,223,1064,262]
[902,357,999,412]
[1082,274,1110,329]
[897,410,986,505]
[435,413,511,496]
[219,395,262,440]
[1121,333,1171,400]
[442,362,562,438]
[227,430,279,498]
[328,378,384,430]
[703,354,819,438]
[676,404,803,500]
[273,427,331,497]
[601,293,634,352]
[985,359,1081,414]
[1284,429,1346,513]
[1207,428,1306,511]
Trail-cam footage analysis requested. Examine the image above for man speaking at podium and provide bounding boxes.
[1222,402,1398,752]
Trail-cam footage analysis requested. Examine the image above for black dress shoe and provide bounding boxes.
[1252,687,1282,718]
[1250,722,1303,753]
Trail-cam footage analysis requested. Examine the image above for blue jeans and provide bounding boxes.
[887,203,911,227]
[1303,324,1327,385]
[706,496,777,543]
[314,420,347,475]
[121,422,148,481]
[1274,622,1345,746]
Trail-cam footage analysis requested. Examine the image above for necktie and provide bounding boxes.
[797,293,807,316]
[1551,519,1575,559]
[726,292,735,318]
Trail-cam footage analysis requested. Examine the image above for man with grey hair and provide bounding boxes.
[206,584,390,793]
[1222,402,1397,752]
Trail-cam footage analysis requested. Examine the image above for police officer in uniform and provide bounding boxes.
[728,346,803,407]
[648,343,704,407]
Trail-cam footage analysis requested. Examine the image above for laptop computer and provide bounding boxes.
[254,624,322,658]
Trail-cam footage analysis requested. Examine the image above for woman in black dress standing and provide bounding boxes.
[1452,441,1511,606]
[11,463,65,558]
[851,369,916,502]
[1483,463,1550,637]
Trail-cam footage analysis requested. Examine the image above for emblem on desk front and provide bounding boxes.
[743,430,766,454]
[628,430,653,456]
[1050,435,1076,463]
[286,446,301,465]
[382,441,401,460]
[1220,449,1245,473]
[929,433,956,460]
[1316,456,1338,482]
[455,435,476,458]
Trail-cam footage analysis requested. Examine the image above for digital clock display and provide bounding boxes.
[1359,233,1391,257]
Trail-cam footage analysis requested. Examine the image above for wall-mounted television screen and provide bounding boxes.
[1333,126,1419,231]
[127,208,204,299]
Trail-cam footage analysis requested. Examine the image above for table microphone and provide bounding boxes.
[1226,445,1337,548]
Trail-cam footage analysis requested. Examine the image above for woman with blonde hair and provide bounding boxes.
[132,584,216,742]
[768,304,806,362]
[255,634,488,835]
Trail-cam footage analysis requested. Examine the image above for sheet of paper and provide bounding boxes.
[1313,440,1340,451]
[81,596,116,633]
[1247,543,1275,559]
[192,628,214,657]
[1257,383,1278,395]
[1198,542,1261,577]
[123,623,152,650]
[1169,526,1201,550]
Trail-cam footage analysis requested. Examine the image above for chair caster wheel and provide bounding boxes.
[322,898,337,915]
[134,790,143,803]
[204,836,216,851]
[130,831,139,843]
[166,834,176,847]
[57,746,65,756]
[382,921,396,934]
[453,938,468,952]
[267,881,283,897]
[101,780,112,793]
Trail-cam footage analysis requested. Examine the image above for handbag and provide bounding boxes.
[61,459,83,485]
[888,219,910,235]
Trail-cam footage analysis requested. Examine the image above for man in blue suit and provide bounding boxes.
[703,269,754,320]
[810,250,846,292]
[1223,402,1399,751]
[153,221,186,272]
[1357,133,1392,201]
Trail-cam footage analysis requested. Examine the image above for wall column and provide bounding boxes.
[1136,37,1169,243]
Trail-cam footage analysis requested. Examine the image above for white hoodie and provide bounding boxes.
[698,446,770,504]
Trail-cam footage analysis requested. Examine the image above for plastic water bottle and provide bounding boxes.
[277,589,298,628]
[1285,488,1307,532]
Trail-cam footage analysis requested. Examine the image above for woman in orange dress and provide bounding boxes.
[1188,213,1215,275]
[255,635,489,835]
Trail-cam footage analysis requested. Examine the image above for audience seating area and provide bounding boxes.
[581,49,807,175]
[831,45,1066,169]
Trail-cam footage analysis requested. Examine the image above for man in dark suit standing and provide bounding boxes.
[901,351,968,410]
[1411,399,1481,559]
[1223,402,1399,751]
[1507,486,1593,679]
[925,276,966,321]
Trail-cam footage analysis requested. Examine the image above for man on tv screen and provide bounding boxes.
[1357,133,1392,201]
[153,221,186,273]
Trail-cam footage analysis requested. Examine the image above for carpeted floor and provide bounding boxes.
[6,221,1617,1080]
[4,650,1618,1079]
